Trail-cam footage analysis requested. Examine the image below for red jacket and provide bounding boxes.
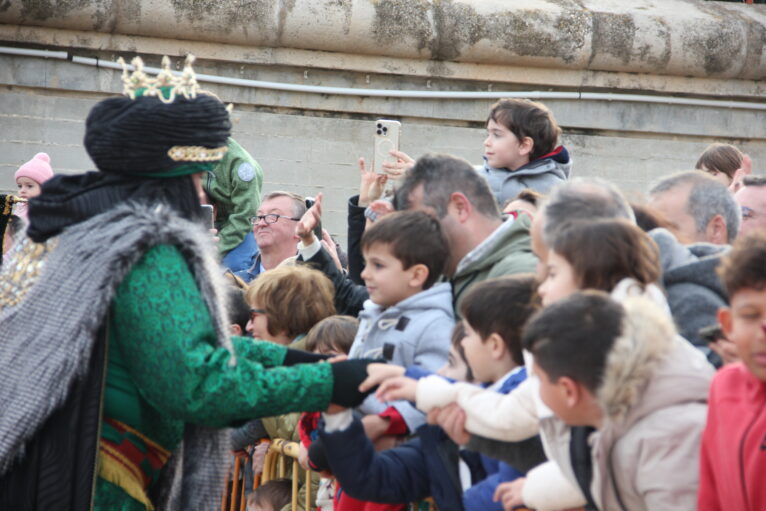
[699,363,766,511]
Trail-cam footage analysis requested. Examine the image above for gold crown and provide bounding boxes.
[117,55,200,103]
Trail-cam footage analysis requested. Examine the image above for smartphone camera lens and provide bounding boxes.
[377,123,382,128]
[377,129,382,135]
[382,127,388,132]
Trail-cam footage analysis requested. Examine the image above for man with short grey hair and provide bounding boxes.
[647,172,736,360]
[526,177,635,282]
[541,177,634,246]
[649,171,740,245]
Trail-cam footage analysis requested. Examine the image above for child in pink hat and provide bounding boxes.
[14,152,54,220]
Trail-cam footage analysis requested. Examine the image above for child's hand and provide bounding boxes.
[709,337,739,365]
[427,403,470,445]
[296,192,323,245]
[359,363,405,392]
[358,157,389,207]
[375,375,417,403]
[368,199,395,221]
[251,442,270,475]
[298,443,310,471]
[493,477,527,511]
[361,414,390,441]
[381,150,415,178]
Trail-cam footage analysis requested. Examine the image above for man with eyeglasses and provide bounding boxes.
[735,176,766,236]
[234,191,306,283]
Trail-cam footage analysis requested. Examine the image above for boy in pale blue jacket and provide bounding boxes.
[349,210,454,438]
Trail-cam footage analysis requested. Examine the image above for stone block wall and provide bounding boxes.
[1,0,766,245]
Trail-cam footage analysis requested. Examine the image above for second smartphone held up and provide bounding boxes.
[372,119,401,174]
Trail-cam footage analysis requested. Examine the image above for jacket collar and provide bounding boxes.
[454,213,530,276]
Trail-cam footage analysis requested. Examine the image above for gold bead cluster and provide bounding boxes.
[167,145,228,162]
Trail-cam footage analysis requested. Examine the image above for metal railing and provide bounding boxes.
[221,439,312,511]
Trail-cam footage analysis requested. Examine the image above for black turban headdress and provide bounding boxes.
[84,93,231,177]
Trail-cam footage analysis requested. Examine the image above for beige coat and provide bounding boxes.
[538,298,713,510]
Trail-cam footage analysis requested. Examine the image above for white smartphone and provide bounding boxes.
[372,119,401,174]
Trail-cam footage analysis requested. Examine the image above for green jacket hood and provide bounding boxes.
[451,213,537,316]
[455,213,536,278]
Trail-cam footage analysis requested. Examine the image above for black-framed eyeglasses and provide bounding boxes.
[250,214,301,225]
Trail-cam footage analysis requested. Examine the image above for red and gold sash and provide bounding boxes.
[98,418,171,509]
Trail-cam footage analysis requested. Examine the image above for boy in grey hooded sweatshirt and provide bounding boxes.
[349,210,454,436]
[480,98,571,205]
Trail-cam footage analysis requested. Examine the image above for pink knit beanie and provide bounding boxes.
[15,152,54,185]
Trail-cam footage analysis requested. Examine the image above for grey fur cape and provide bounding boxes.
[0,202,236,510]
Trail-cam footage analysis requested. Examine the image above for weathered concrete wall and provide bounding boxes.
[1,0,765,244]
[3,0,766,80]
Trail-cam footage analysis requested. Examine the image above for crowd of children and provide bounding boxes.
[3,92,766,511]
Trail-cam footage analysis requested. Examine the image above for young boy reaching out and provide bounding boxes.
[349,210,454,439]
[321,276,545,511]
[376,291,712,510]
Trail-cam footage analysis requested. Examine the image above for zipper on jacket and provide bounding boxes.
[450,272,479,312]
[739,397,766,510]
[606,442,627,511]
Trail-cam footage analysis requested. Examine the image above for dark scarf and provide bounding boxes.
[27,171,203,242]
[570,425,598,511]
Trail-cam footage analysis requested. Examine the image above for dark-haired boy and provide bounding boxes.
[699,231,766,510]
[318,276,545,511]
[364,276,542,511]
[481,98,571,205]
[350,210,454,438]
[519,292,711,510]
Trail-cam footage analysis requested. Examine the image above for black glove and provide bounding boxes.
[283,348,331,366]
[329,359,378,407]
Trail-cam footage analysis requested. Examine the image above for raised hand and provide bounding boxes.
[296,192,323,244]
[381,149,415,178]
[366,199,395,223]
[358,157,389,207]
